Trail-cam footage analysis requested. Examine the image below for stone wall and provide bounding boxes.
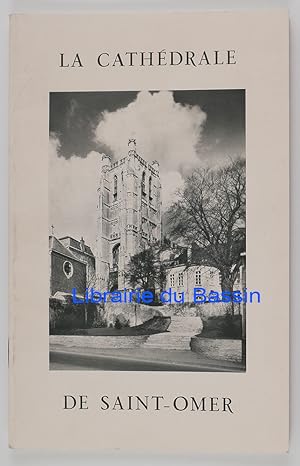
[198,302,240,319]
[103,301,165,327]
[162,302,239,319]
[49,298,100,331]
[190,336,242,362]
[50,334,148,349]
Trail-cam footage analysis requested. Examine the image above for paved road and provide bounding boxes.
[50,349,245,372]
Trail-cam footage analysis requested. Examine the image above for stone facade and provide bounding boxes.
[96,140,161,291]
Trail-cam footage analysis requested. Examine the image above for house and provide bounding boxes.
[163,243,244,303]
[49,235,95,298]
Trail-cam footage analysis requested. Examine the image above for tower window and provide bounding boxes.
[149,176,153,201]
[113,175,118,201]
[112,243,120,270]
[141,171,146,197]
[150,222,156,240]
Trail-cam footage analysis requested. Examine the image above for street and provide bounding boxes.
[50,347,245,372]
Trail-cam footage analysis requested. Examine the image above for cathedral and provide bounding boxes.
[49,139,243,302]
[95,139,162,291]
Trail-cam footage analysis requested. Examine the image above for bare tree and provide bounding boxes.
[165,157,246,292]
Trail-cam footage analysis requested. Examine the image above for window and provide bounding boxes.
[150,222,156,240]
[103,188,109,204]
[170,274,175,287]
[142,217,148,233]
[141,171,146,197]
[63,261,73,279]
[178,272,184,286]
[113,175,118,201]
[195,270,201,285]
[112,243,120,270]
[149,176,153,200]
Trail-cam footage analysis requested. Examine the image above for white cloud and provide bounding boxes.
[160,171,184,209]
[95,91,206,207]
[49,91,207,246]
[49,137,100,249]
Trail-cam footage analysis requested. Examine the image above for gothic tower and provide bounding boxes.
[96,139,162,291]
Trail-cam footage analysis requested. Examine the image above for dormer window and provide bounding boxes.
[113,175,118,201]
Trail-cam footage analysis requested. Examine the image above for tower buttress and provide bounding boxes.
[96,153,112,289]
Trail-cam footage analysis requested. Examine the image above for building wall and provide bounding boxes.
[58,237,96,286]
[166,264,241,303]
[50,251,87,296]
[65,248,96,285]
[166,265,222,303]
[96,147,161,290]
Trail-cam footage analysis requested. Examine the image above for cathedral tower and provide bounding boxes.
[96,139,162,291]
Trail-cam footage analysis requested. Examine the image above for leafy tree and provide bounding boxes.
[165,157,245,293]
[125,246,166,296]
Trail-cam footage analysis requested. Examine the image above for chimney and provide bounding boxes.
[80,237,85,252]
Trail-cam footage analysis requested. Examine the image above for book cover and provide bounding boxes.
[9,10,289,452]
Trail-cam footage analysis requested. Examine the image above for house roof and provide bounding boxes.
[59,236,94,256]
[190,240,246,266]
[49,236,85,263]
[164,240,246,269]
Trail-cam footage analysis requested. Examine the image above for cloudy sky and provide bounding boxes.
[49,90,245,248]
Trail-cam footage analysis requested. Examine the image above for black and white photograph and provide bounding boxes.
[48,89,246,372]
[8,8,290,454]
